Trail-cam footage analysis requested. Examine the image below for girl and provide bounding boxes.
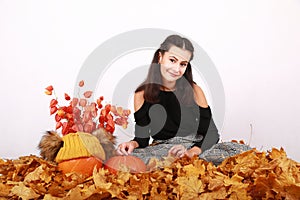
[117,35,250,164]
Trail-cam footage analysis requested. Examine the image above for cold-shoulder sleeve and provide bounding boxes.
[192,106,219,150]
[132,102,151,148]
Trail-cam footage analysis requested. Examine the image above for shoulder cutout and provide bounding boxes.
[134,90,145,112]
[193,84,209,108]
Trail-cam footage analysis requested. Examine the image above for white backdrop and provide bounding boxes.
[0,0,299,161]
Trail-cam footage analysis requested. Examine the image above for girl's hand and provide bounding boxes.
[168,145,202,158]
[184,146,202,158]
[168,145,187,158]
[116,141,138,156]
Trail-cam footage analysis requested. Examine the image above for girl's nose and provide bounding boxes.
[173,63,180,73]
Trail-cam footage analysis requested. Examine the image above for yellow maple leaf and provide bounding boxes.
[11,182,40,200]
[93,168,112,190]
[176,176,205,199]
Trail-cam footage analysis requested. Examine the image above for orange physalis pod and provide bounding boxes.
[56,122,62,129]
[57,109,65,117]
[79,80,84,87]
[117,107,123,116]
[105,104,111,112]
[71,98,79,107]
[83,91,93,98]
[79,99,87,107]
[50,106,58,115]
[45,90,52,95]
[64,93,71,101]
[97,98,103,108]
[50,99,58,107]
[45,85,54,91]
[55,114,62,122]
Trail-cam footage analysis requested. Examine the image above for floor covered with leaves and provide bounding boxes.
[1,148,300,199]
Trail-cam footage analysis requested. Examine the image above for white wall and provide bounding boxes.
[0,0,299,161]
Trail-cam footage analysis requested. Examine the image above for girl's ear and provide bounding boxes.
[158,52,162,63]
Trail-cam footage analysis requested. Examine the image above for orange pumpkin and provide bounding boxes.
[58,156,102,176]
[105,155,147,174]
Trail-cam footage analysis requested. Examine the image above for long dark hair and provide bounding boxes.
[136,35,195,105]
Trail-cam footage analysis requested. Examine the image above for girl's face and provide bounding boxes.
[159,46,192,84]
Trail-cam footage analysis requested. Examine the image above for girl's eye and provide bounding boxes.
[170,59,175,63]
[180,63,187,67]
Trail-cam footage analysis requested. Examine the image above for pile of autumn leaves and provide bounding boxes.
[1,148,300,199]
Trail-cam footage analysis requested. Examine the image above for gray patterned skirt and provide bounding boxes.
[131,136,252,165]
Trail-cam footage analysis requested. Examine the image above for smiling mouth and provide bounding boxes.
[168,72,179,77]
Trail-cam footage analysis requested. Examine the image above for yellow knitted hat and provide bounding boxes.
[55,132,106,163]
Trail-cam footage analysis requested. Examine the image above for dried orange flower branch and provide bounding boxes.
[45,80,130,135]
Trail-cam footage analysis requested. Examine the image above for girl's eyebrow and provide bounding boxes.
[169,55,188,63]
[169,55,178,61]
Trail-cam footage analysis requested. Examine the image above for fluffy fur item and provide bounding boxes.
[92,128,117,160]
[38,131,63,162]
[38,128,117,162]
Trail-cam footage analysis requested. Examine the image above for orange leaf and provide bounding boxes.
[79,80,84,87]
[83,91,93,98]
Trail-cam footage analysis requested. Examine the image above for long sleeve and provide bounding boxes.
[132,102,151,148]
[192,106,219,150]
[198,118,219,151]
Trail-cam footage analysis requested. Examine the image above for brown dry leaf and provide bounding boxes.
[207,177,223,191]
[147,155,176,171]
[176,176,205,199]
[283,184,300,199]
[268,147,286,160]
[93,168,112,190]
[11,182,40,200]
[138,175,150,195]
[224,173,244,186]
[61,173,86,190]
[229,191,252,200]
[149,182,170,199]
[199,186,227,199]
[226,174,249,198]
[182,163,203,177]
[116,171,131,186]
[64,185,83,200]
[80,184,98,199]
[43,194,63,200]
[0,183,12,197]
[107,184,122,199]
[24,165,44,183]
[232,150,261,176]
